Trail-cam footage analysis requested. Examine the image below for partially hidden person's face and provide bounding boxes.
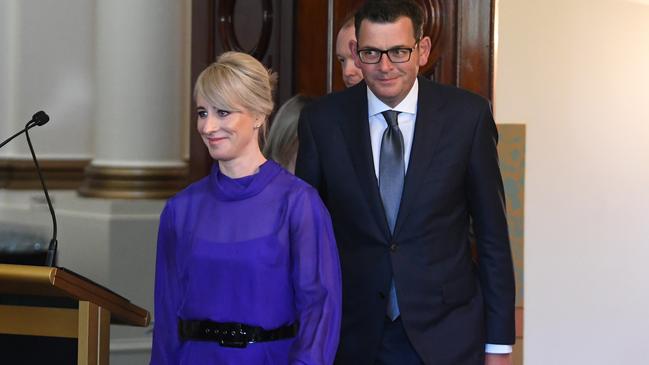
[336,25,363,88]
[196,95,261,162]
[353,16,431,107]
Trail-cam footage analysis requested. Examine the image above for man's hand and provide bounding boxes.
[485,353,513,365]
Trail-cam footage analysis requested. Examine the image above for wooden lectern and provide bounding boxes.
[0,264,150,365]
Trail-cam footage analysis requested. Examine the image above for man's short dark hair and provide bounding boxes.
[354,0,425,43]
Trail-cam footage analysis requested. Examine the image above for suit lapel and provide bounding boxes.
[393,78,447,238]
[339,83,392,239]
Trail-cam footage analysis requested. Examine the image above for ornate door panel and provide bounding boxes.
[296,0,494,99]
[189,0,294,182]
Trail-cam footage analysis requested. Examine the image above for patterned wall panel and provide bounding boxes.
[418,0,444,80]
[217,0,273,60]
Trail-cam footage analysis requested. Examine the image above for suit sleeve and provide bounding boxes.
[295,106,324,194]
[150,203,182,364]
[466,100,516,345]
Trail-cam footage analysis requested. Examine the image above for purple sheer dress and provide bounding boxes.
[151,160,341,365]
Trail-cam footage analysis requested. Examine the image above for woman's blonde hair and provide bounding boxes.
[194,51,277,144]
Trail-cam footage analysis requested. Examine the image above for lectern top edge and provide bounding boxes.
[0,264,150,327]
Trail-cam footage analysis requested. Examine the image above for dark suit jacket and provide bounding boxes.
[295,77,515,365]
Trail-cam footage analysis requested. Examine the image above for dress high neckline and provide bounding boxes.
[210,160,281,201]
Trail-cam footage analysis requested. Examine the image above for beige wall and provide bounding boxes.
[495,0,649,363]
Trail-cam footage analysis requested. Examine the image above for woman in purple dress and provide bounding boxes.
[151,52,342,365]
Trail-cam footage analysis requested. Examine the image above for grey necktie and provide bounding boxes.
[379,110,404,321]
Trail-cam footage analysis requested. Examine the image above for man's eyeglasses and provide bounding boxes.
[357,45,417,64]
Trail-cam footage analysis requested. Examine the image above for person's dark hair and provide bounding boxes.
[354,0,425,42]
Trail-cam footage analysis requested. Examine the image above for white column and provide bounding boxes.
[0,0,17,151]
[1,0,95,189]
[80,0,188,198]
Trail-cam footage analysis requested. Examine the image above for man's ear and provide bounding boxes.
[350,40,362,68]
[417,36,432,66]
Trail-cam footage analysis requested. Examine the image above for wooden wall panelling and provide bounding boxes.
[294,0,328,98]
[189,0,217,183]
[295,0,494,101]
[456,0,494,99]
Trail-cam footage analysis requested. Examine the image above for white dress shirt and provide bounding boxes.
[367,79,418,177]
[365,80,513,355]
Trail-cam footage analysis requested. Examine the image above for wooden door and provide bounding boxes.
[189,0,494,180]
[295,0,494,98]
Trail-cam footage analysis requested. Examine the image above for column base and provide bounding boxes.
[0,159,90,190]
[78,164,188,199]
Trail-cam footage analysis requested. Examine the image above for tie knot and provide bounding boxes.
[381,110,400,129]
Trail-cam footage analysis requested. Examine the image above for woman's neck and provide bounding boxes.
[218,150,267,178]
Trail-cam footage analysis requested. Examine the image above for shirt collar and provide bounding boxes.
[367,78,419,117]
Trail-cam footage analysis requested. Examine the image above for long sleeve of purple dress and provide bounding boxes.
[151,160,341,365]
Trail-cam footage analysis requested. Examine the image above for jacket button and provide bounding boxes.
[389,243,398,252]
[378,292,386,299]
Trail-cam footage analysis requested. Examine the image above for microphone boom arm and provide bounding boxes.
[24,122,58,267]
[0,111,57,266]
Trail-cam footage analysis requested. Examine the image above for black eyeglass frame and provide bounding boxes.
[356,43,419,64]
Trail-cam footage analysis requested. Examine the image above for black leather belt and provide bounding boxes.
[178,319,298,348]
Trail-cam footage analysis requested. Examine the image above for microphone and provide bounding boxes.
[0,111,50,149]
[30,110,50,126]
[0,111,58,267]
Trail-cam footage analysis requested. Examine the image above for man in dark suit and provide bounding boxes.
[296,1,515,364]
